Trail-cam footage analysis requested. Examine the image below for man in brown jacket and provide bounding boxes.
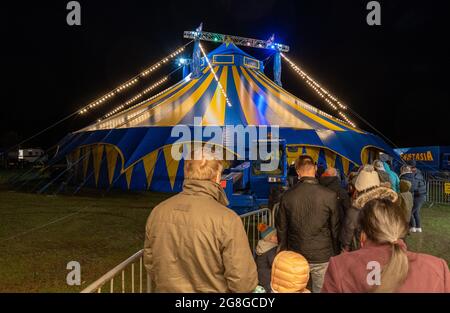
[144,149,258,292]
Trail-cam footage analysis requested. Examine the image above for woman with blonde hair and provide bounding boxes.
[322,199,450,292]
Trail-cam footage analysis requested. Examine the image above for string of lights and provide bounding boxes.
[198,43,232,107]
[338,111,355,127]
[280,53,356,127]
[78,41,192,115]
[103,76,169,119]
[98,64,189,122]
[93,75,190,130]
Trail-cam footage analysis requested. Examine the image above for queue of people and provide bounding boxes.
[144,149,449,293]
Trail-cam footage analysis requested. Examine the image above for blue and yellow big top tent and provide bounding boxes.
[54,43,396,192]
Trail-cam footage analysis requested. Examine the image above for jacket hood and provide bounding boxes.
[271,251,310,293]
[182,179,229,206]
[319,176,340,189]
[353,186,398,209]
[256,240,278,256]
[400,179,412,193]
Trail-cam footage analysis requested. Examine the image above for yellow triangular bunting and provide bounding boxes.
[324,149,336,169]
[82,146,91,179]
[163,145,181,190]
[142,150,159,189]
[105,145,119,185]
[125,167,133,190]
[342,157,350,175]
[92,145,104,186]
[72,148,81,177]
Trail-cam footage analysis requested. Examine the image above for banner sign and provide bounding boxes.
[445,183,450,195]
[394,146,440,169]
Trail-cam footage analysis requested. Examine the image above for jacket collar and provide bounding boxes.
[362,239,407,252]
[181,179,229,206]
[299,176,318,184]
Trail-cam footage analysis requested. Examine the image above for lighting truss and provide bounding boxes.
[184,30,289,52]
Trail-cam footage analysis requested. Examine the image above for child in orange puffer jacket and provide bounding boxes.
[271,251,311,293]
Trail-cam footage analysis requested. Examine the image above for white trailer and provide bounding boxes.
[18,148,45,163]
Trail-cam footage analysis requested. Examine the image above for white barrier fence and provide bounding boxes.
[81,207,272,293]
[427,179,450,204]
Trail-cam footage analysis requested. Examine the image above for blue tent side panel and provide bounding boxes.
[129,161,148,191]
[317,148,327,168]
[97,152,110,189]
[149,152,173,192]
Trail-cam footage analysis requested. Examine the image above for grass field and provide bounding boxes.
[0,188,172,292]
[406,202,450,264]
[0,180,449,292]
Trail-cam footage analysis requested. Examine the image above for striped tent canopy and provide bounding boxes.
[55,43,396,192]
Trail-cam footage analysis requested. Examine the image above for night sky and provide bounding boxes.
[1,0,449,150]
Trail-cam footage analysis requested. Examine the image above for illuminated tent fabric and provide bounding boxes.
[54,43,396,192]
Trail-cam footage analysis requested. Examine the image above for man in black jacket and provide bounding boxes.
[319,167,351,229]
[276,155,340,293]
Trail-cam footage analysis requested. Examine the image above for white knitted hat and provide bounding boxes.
[354,165,381,192]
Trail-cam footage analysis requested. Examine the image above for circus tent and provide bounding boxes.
[53,43,396,192]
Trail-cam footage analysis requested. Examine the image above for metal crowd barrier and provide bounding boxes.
[427,179,450,204]
[81,207,272,293]
[80,250,150,293]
